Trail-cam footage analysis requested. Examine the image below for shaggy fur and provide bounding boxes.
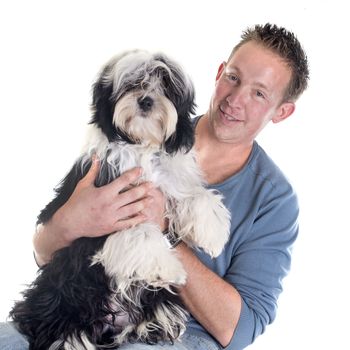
[10,51,231,350]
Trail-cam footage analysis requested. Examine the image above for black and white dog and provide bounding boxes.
[10,51,230,350]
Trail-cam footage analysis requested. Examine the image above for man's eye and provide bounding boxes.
[228,75,238,81]
[256,90,265,99]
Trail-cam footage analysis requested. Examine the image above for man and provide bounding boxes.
[1,23,309,350]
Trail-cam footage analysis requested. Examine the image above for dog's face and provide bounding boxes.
[91,51,196,153]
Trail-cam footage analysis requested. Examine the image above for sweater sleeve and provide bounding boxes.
[224,181,299,350]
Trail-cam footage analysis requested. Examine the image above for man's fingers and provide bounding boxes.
[117,197,153,220]
[114,213,147,231]
[106,168,143,194]
[116,183,153,208]
[79,155,101,187]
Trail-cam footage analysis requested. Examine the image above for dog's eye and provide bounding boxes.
[141,80,150,90]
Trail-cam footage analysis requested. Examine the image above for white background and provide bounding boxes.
[0,1,349,349]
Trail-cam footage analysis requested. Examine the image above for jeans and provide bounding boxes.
[0,323,28,350]
[0,322,220,350]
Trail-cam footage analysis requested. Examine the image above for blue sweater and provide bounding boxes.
[185,140,299,350]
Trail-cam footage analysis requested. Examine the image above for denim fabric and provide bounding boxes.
[0,322,219,350]
[0,323,28,350]
[119,333,219,350]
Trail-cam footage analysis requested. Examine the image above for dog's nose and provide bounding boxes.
[138,96,153,112]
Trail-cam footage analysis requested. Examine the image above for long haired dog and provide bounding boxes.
[10,51,230,350]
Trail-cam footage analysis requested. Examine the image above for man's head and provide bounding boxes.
[229,23,309,103]
[207,23,309,147]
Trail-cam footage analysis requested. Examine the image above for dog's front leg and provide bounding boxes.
[159,152,231,258]
[171,188,231,258]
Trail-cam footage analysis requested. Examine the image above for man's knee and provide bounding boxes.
[0,322,29,350]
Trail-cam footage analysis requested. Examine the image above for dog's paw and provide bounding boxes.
[177,190,231,258]
[133,234,187,287]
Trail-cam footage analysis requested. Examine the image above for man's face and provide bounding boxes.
[208,41,294,146]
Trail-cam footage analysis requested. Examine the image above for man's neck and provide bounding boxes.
[194,115,253,185]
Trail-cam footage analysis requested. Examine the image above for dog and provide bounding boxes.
[10,50,231,350]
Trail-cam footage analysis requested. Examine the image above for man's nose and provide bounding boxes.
[226,87,247,108]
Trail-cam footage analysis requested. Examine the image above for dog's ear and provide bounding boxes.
[90,66,116,142]
[90,61,137,144]
[165,97,196,154]
[159,57,196,154]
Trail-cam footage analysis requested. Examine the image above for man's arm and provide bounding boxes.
[176,243,242,347]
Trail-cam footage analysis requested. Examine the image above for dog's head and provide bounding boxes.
[90,51,196,154]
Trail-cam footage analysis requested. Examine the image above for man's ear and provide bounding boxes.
[215,62,226,81]
[272,102,295,124]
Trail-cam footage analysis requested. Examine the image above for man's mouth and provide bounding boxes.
[219,106,242,122]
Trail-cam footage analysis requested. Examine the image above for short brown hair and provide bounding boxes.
[229,23,309,102]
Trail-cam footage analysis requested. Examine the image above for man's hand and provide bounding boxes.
[57,157,155,242]
[33,156,166,265]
